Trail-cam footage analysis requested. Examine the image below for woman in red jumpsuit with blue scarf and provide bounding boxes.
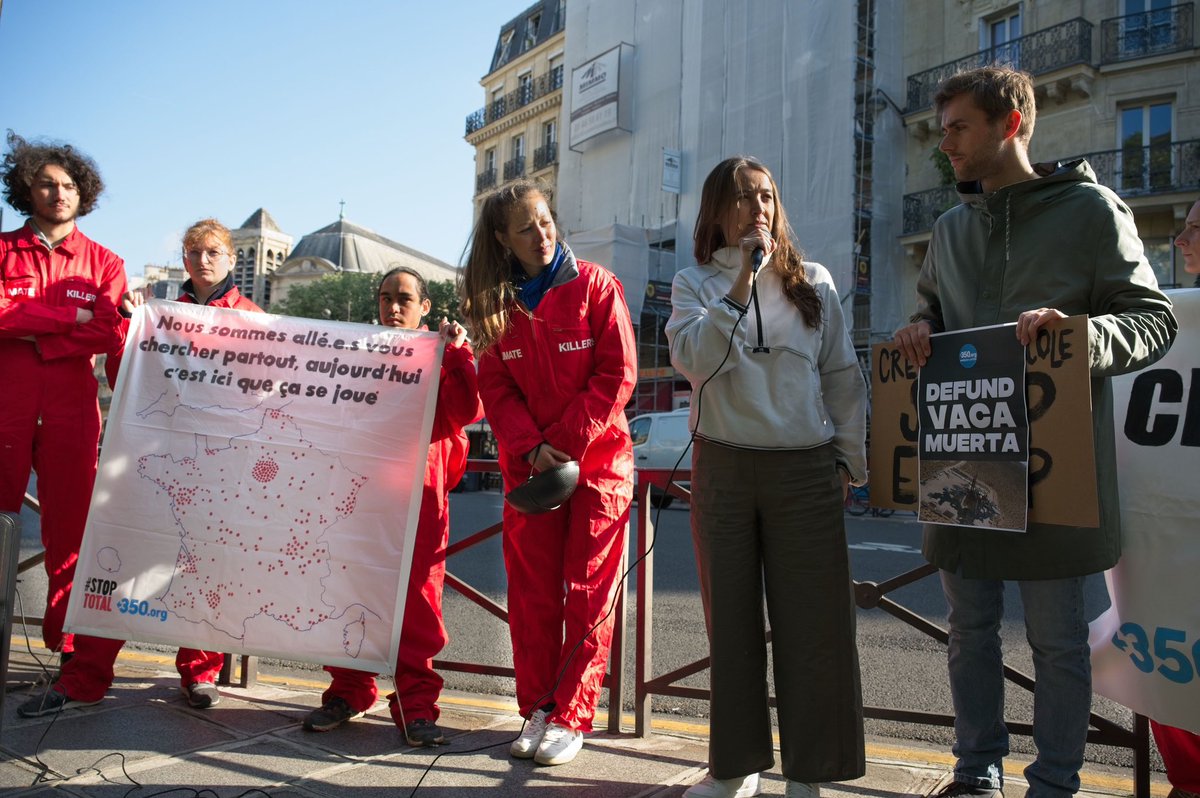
[459,179,637,767]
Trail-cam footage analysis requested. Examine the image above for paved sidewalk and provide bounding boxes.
[1,645,1167,797]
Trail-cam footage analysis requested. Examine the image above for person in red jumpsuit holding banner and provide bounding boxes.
[303,266,482,747]
[0,132,128,717]
[105,218,263,710]
[458,179,637,767]
[1147,199,1200,798]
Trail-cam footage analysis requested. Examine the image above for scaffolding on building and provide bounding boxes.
[852,0,877,354]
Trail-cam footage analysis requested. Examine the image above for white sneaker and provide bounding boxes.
[533,722,584,765]
[684,771,761,798]
[510,708,550,758]
[785,782,821,798]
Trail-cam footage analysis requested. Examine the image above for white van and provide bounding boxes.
[628,408,693,508]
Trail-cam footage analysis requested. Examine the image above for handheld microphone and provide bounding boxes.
[751,247,765,272]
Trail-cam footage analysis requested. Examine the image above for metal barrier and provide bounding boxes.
[2,512,22,729]
[8,461,627,732]
[632,468,1151,798]
[8,465,1151,794]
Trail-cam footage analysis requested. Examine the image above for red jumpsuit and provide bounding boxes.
[322,336,482,726]
[477,253,636,733]
[0,222,127,703]
[1151,722,1200,792]
[106,278,264,690]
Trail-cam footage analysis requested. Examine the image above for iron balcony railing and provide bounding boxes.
[1102,3,1194,64]
[902,139,1200,235]
[906,18,1093,113]
[1078,138,1200,197]
[533,141,558,170]
[902,185,959,236]
[475,168,497,195]
[465,64,565,135]
[503,155,526,181]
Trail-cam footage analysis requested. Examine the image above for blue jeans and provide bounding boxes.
[940,570,1091,797]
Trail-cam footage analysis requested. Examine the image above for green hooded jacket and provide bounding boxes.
[913,159,1177,579]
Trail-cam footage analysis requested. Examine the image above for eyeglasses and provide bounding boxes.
[185,249,229,262]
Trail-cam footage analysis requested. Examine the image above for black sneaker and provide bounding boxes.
[302,696,363,732]
[16,688,101,718]
[931,781,1003,798]
[183,682,221,709]
[404,718,447,747]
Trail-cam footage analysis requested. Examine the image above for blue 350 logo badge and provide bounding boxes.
[959,343,978,369]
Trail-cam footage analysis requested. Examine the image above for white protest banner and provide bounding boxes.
[1089,288,1200,733]
[65,300,443,674]
[917,323,1030,531]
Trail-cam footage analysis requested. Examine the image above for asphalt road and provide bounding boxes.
[9,485,1147,770]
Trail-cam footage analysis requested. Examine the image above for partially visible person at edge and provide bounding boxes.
[458,179,636,767]
[666,156,867,798]
[97,218,262,710]
[1144,199,1200,798]
[0,132,128,719]
[892,66,1177,798]
[302,265,482,747]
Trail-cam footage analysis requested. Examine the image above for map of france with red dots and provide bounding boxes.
[137,408,378,653]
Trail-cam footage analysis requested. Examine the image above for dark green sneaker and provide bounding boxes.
[404,718,447,747]
[303,696,363,731]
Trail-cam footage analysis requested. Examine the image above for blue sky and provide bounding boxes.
[0,0,505,279]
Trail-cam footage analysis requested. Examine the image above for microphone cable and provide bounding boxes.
[403,293,750,797]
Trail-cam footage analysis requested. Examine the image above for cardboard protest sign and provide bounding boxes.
[65,301,443,673]
[917,324,1029,531]
[1090,288,1200,733]
[870,315,1097,527]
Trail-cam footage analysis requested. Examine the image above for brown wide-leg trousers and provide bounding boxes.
[690,439,865,782]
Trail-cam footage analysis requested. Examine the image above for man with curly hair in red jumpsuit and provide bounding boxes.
[0,132,128,717]
[103,217,264,710]
[459,180,637,766]
[302,266,483,747]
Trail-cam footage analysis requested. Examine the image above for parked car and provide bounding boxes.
[628,408,693,508]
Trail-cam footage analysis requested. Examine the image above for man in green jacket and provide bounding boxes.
[894,66,1176,798]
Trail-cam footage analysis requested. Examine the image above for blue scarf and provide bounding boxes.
[514,243,565,311]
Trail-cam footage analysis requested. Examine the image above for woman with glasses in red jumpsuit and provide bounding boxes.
[104,218,265,711]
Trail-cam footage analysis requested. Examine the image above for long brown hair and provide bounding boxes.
[693,156,822,328]
[458,179,550,353]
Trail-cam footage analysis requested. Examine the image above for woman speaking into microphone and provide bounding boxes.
[666,157,868,798]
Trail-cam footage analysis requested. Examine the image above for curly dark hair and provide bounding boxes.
[2,130,105,218]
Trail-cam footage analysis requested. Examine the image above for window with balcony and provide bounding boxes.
[518,72,533,106]
[1124,0,1174,51]
[549,55,564,90]
[535,121,558,170]
[980,7,1022,69]
[477,148,498,194]
[505,135,526,180]
[1120,101,1173,193]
